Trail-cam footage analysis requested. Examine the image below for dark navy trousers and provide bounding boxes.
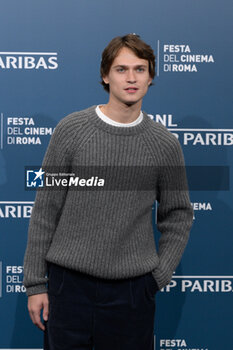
[44,262,159,350]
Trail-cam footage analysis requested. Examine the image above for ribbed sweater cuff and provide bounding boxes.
[26,284,48,297]
[151,267,173,291]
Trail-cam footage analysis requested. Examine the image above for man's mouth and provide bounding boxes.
[125,87,138,92]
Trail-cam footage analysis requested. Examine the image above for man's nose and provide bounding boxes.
[126,69,136,82]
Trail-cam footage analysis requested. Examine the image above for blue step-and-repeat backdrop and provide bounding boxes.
[0,1,232,349]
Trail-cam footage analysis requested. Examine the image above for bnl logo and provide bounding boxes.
[26,168,45,187]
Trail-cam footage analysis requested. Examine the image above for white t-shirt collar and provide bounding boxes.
[95,105,143,127]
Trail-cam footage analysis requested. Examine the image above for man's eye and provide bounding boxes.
[137,67,145,72]
[117,68,125,72]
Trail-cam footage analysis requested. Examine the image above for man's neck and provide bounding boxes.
[100,100,142,124]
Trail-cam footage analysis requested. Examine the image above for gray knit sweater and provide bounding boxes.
[23,105,193,296]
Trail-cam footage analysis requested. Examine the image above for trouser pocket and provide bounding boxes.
[145,271,159,300]
[48,262,66,297]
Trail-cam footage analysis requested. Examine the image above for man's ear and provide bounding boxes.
[102,75,109,84]
[148,77,153,86]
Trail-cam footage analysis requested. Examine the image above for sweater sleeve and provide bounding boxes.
[23,119,74,296]
[152,135,193,290]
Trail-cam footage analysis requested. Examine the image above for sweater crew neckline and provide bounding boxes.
[96,105,143,127]
[88,105,150,135]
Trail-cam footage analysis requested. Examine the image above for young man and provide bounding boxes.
[23,33,193,350]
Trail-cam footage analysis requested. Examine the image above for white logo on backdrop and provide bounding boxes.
[0,51,58,70]
[0,201,34,218]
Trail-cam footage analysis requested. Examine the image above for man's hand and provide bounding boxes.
[28,293,49,331]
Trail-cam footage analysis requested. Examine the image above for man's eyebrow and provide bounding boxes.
[113,64,148,68]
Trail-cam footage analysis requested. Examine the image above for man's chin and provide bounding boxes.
[123,99,139,107]
[125,102,135,107]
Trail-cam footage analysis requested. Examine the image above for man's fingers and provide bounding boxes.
[43,300,49,322]
[28,293,49,331]
[29,310,45,331]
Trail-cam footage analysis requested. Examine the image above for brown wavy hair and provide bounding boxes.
[100,33,156,93]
